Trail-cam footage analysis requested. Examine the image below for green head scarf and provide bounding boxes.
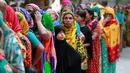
[92,7,101,21]
[41,13,54,32]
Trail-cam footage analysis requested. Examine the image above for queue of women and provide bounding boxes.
[0,0,130,73]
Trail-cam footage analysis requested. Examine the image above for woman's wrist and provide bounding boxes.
[36,21,42,25]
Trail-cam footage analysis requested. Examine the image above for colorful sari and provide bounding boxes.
[0,29,13,73]
[15,7,34,29]
[87,19,101,73]
[16,12,33,67]
[25,3,57,73]
[0,11,25,73]
[16,12,29,35]
[100,7,120,73]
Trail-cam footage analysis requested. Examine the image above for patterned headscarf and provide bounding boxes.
[16,12,29,35]
[15,7,34,29]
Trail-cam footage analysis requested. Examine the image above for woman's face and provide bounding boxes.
[62,6,72,12]
[114,6,119,12]
[26,6,34,14]
[119,6,123,13]
[50,13,57,22]
[86,3,91,8]
[76,6,82,11]
[56,30,65,40]
[63,14,74,28]
[75,14,83,23]
[85,10,91,22]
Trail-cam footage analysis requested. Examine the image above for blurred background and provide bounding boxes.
[6,0,130,11]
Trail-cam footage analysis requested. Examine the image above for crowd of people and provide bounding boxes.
[0,0,130,73]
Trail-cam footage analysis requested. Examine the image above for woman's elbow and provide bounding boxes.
[41,31,52,40]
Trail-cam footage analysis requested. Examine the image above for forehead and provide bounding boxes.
[63,6,72,11]
[26,6,34,10]
[64,14,73,17]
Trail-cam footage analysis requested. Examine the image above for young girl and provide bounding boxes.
[75,10,93,73]
[55,25,81,73]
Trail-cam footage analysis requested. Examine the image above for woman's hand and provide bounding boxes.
[102,15,112,26]
[34,11,42,23]
[80,32,85,43]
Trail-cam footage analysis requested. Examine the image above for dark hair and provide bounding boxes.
[61,4,74,13]
[102,0,108,7]
[84,8,94,20]
[85,2,91,6]
[76,10,86,21]
[55,25,65,36]
[114,5,119,10]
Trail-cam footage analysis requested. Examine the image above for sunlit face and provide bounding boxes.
[104,13,112,19]
[50,13,57,22]
[114,5,119,12]
[62,6,72,13]
[76,6,82,11]
[86,4,91,8]
[75,14,83,23]
[25,6,34,14]
[63,14,74,28]
[56,30,65,40]
[85,10,91,22]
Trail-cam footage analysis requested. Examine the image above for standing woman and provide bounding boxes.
[84,8,101,73]
[125,5,130,46]
[75,10,93,61]
[25,3,57,73]
[62,11,88,72]
[55,25,81,73]
[100,7,120,73]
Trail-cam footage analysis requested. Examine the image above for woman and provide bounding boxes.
[62,11,88,72]
[15,9,46,71]
[84,8,101,73]
[25,3,57,73]
[0,11,25,73]
[75,10,93,59]
[15,7,34,29]
[25,3,54,33]
[76,4,87,11]
[124,5,130,46]
[100,7,120,73]
[114,5,124,51]
[59,4,85,42]
[16,12,39,73]
[55,25,81,73]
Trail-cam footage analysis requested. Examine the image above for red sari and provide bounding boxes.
[87,19,101,73]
